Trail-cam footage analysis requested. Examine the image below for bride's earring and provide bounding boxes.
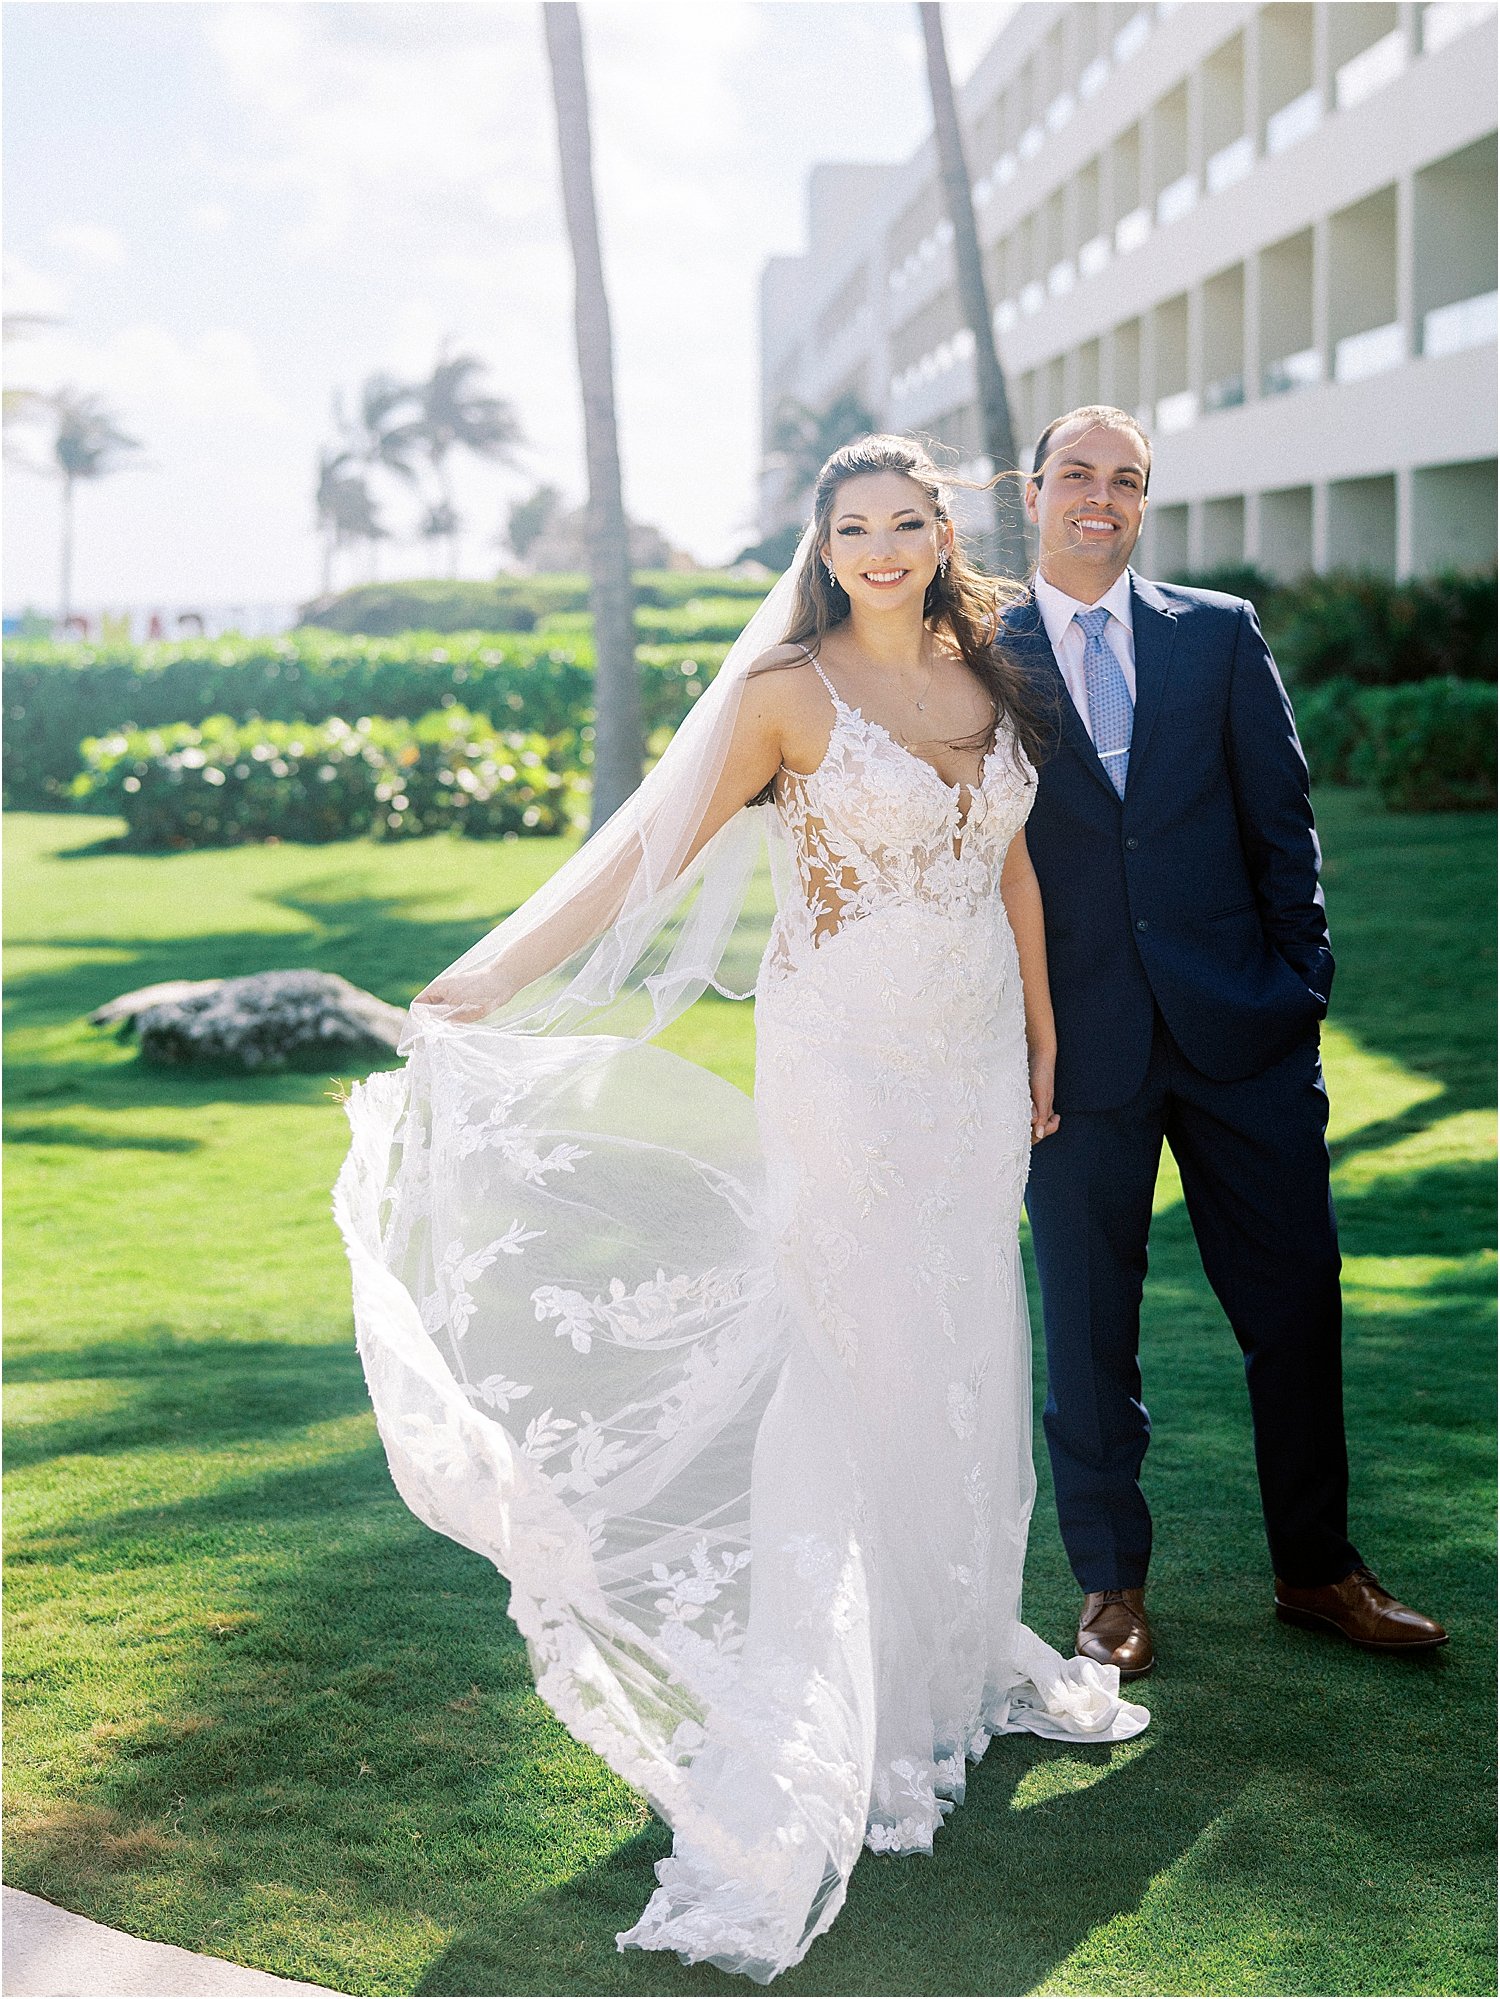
[825,560,839,590]
[938,547,950,579]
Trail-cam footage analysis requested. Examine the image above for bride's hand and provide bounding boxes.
[1029,1046,1061,1144]
[412,969,509,1023]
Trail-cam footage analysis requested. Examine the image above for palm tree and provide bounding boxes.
[771,390,876,506]
[918,2,1027,579]
[50,388,143,622]
[507,482,563,567]
[544,1,642,830]
[314,446,384,595]
[410,349,522,579]
[3,312,59,457]
[338,371,424,485]
[419,499,462,577]
[333,374,421,580]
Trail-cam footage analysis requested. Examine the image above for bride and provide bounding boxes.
[335,433,1148,1984]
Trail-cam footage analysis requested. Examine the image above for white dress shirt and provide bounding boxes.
[1033,567,1137,745]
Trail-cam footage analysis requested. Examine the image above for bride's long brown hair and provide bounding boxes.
[779,433,1049,769]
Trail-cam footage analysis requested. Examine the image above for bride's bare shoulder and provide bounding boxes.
[740,643,830,723]
[746,640,817,679]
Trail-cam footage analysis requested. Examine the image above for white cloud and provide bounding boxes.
[191,201,233,234]
[207,2,556,252]
[16,317,293,439]
[47,222,128,269]
[3,253,69,321]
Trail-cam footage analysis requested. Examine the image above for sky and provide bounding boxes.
[4,0,1014,618]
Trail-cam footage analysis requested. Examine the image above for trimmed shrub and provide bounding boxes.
[298,569,769,634]
[1294,676,1495,810]
[1166,566,1497,688]
[1267,570,1497,688]
[4,632,731,806]
[1292,678,1366,787]
[1348,679,1497,812]
[73,709,587,848]
[1170,563,1287,613]
[538,597,769,644]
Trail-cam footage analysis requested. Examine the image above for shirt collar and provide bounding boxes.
[1033,566,1136,649]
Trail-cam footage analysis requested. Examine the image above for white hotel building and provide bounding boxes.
[759,1,1498,578]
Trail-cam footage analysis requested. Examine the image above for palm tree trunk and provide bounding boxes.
[544,0,642,831]
[918,2,1029,582]
[59,473,75,624]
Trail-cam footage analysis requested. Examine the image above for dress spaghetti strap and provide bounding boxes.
[791,639,841,706]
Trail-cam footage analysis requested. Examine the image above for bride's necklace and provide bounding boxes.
[883,640,937,723]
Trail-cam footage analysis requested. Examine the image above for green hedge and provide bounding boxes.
[1172,566,1497,687]
[4,632,729,807]
[73,709,588,848]
[537,597,768,644]
[1296,676,1496,811]
[299,570,769,635]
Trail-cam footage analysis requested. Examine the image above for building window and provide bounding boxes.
[1259,228,1319,395]
[1202,31,1249,186]
[1154,291,1191,432]
[1260,486,1314,580]
[1327,473,1398,575]
[1149,503,1190,577]
[1261,4,1320,153]
[1152,82,1194,226]
[1411,459,1499,572]
[1329,185,1403,383]
[1072,336,1101,407]
[1110,123,1147,253]
[1415,135,1499,358]
[1201,496,1246,569]
[1202,264,1246,412]
[1331,4,1405,111]
[1110,317,1142,413]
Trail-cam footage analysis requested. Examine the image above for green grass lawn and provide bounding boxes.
[4,797,1495,1998]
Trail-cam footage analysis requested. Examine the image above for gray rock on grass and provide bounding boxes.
[96,970,406,1071]
[90,979,226,1030]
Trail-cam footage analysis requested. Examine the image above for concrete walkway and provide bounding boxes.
[2,1889,351,1998]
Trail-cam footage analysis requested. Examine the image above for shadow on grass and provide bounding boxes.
[1334,1158,1497,1260]
[2,1438,1242,1999]
[4,1336,372,1473]
[2,1120,204,1153]
[7,1169,1494,1997]
[4,896,506,1034]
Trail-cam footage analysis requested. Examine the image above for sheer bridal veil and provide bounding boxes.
[335,526,881,1980]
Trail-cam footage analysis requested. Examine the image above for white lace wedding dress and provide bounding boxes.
[335,658,1147,1985]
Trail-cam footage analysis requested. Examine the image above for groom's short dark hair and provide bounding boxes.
[1032,406,1152,491]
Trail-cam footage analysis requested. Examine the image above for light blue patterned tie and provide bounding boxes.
[1076,605,1133,799]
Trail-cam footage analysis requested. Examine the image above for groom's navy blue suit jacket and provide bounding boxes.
[1003,573,1333,1115]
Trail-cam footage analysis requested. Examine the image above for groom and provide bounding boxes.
[1009,405,1447,1676]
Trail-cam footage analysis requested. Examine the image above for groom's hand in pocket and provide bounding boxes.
[1029,1048,1061,1144]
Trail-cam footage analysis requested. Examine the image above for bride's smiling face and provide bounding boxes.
[823,472,952,610]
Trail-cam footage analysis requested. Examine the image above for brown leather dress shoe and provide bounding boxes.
[1076,1587,1155,1678]
[1274,1566,1449,1652]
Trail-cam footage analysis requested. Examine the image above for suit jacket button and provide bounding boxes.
[1136,918,1148,930]
[1125,836,1139,850]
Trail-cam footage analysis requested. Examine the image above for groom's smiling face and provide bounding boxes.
[1025,420,1149,596]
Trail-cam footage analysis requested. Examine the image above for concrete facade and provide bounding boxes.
[760,1,1498,577]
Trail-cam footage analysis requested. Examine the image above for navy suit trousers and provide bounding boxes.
[1024,1011,1360,1591]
